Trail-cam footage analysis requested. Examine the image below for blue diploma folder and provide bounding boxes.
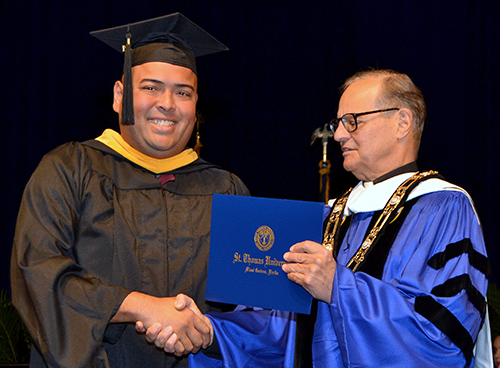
[206,194,324,314]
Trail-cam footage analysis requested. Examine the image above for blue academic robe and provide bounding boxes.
[190,174,489,368]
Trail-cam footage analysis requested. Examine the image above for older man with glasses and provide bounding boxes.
[281,70,491,367]
[156,69,492,368]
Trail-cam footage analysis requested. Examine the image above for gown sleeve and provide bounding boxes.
[10,143,130,368]
[314,191,489,368]
[189,309,296,368]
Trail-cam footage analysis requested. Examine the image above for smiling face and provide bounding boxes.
[334,77,416,182]
[113,62,198,159]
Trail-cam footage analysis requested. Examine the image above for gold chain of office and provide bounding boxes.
[322,170,438,272]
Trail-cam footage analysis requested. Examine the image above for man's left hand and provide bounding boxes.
[282,240,336,303]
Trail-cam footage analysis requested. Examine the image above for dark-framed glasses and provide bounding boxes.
[330,108,400,133]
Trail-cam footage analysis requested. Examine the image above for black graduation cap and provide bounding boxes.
[90,13,228,125]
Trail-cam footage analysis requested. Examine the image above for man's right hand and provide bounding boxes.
[111,292,211,356]
[135,293,214,355]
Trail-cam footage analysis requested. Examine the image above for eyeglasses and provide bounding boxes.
[329,108,400,133]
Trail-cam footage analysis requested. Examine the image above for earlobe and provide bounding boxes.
[112,81,124,113]
[396,108,413,139]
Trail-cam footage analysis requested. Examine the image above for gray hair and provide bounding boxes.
[341,69,426,144]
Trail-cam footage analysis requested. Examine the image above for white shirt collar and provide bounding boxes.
[331,172,466,215]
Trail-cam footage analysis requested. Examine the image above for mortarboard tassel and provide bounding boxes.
[121,30,134,125]
[193,112,204,157]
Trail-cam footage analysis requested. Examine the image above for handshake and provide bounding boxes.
[113,292,213,357]
[136,294,212,356]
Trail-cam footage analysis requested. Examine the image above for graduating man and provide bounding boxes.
[164,69,489,367]
[11,13,249,368]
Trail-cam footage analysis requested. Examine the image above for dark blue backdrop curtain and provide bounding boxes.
[2,0,499,293]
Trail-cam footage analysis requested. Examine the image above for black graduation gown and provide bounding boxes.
[11,140,250,368]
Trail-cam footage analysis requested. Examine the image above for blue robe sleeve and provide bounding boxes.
[313,191,489,368]
[189,309,296,368]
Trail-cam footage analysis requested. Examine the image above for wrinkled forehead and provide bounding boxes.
[338,78,384,114]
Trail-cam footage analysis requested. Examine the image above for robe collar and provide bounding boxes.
[372,161,419,184]
[95,129,198,174]
[342,168,464,215]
